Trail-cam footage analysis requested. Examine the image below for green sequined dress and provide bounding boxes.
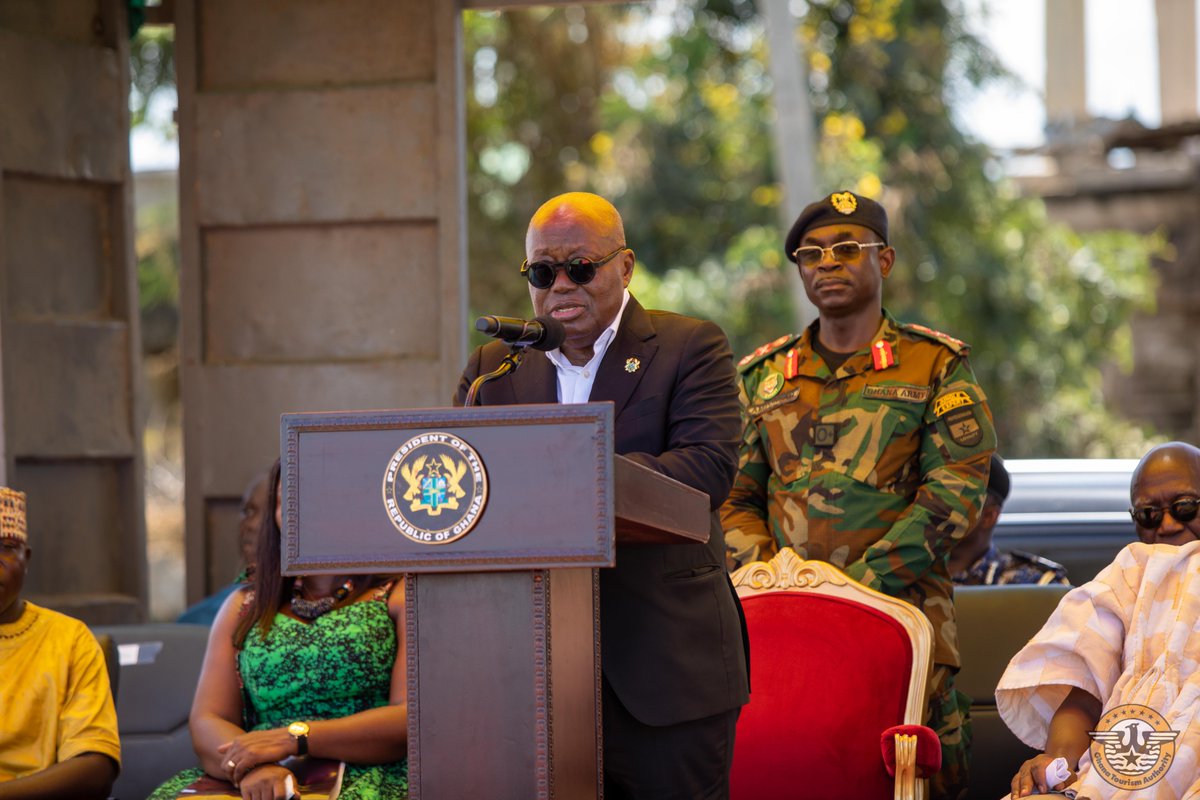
[148,585,408,799]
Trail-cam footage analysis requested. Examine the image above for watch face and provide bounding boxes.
[288,721,309,736]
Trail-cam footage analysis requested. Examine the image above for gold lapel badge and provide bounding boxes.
[625,357,641,374]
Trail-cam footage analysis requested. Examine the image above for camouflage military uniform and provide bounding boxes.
[722,310,996,800]
[953,544,1070,586]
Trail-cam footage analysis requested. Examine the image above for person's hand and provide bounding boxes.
[1011,753,1075,797]
[218,728,299,785]
[238,764,298,800]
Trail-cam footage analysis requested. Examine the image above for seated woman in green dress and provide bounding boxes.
[149,459,408,799]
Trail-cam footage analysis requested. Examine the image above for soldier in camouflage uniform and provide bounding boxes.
[950,454,1070,586]
[721,190,996,800]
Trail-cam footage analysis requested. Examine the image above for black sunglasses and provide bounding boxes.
[1129,496,1200,529]
[520,246,627,290]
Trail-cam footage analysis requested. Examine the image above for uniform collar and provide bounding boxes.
[795,309,902,379]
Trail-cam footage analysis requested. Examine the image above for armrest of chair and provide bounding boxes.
[882,725,941,800]
[881,724,941,777]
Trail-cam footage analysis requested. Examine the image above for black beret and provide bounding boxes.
[785,190,889,262]
[987,453,1010,503]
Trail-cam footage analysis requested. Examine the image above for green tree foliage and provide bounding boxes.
[129,27,180,354]
[798,0,1160,455]
[465,3,792,353]
[464,1,1159,457]
[129,26,175,136]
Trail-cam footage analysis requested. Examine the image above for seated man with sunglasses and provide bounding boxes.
[999,441,1200,799]
[455,191,749,799]
[721,189,995,800]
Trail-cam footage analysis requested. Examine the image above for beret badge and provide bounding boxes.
[831,192,858,215]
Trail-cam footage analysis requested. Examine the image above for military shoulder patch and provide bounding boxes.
[942,406,983,447]
[933,390,973,417]
[737,333,801,372]
[902,322,970,355]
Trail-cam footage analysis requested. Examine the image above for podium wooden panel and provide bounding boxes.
[280,403,708,799]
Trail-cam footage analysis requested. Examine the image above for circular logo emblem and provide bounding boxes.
[382,432,488,545]
[757,372,784,401]
[1089,704,1178,791]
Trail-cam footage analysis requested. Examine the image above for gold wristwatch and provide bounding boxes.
[287,721,310,756]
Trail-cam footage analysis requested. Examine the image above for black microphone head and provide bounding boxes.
[531,316,566,351]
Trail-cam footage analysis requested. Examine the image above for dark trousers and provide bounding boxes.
[602,678,739,800]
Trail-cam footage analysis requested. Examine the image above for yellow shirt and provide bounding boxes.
[0,601,121,780]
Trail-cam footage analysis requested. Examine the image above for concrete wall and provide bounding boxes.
[1045,182,1200,441]
[175,0,467,601]
[0,0,147,623]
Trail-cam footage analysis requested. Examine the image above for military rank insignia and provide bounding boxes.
[871,340,895,371]
[784,349,800,379]
[738,334,793,368]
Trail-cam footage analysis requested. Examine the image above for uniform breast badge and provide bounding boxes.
[757,371,784,400]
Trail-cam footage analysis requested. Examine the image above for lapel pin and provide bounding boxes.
[625,357,641,374]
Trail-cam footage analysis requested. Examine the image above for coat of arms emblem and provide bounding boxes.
[830,191,858,214]
[382,432,489,544]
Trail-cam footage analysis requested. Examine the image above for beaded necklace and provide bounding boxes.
[0,603,36,639]
[290,576,355,620]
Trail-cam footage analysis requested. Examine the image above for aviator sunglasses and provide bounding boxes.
[520,246,628,290]
[1129,496,1200,529]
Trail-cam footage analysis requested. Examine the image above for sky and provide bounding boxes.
[129,0,1197,171]
[956,0,1177,151]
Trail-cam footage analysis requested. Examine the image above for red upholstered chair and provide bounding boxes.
[730,549,941,800]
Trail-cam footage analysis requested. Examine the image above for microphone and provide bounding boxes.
[475,315,566,352]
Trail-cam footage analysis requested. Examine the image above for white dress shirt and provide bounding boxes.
[543,289,632,404]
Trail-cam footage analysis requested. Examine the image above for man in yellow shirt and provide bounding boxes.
[0,487,120,799]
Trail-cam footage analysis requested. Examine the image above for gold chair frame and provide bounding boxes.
[731,548,936,800]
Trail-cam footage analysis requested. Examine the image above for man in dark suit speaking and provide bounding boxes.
[455,192,749,799]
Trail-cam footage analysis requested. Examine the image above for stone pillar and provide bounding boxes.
[0,1,147,623]
[1045,0,1088,126]
[175,0,466,601]
[1156,0,1198,124]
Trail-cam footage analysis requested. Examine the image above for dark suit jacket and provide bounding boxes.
[455,297,750,726]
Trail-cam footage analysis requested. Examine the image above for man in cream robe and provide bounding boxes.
[998,540,1200,799]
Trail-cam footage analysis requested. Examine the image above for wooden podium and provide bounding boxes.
[280,403,710,799]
